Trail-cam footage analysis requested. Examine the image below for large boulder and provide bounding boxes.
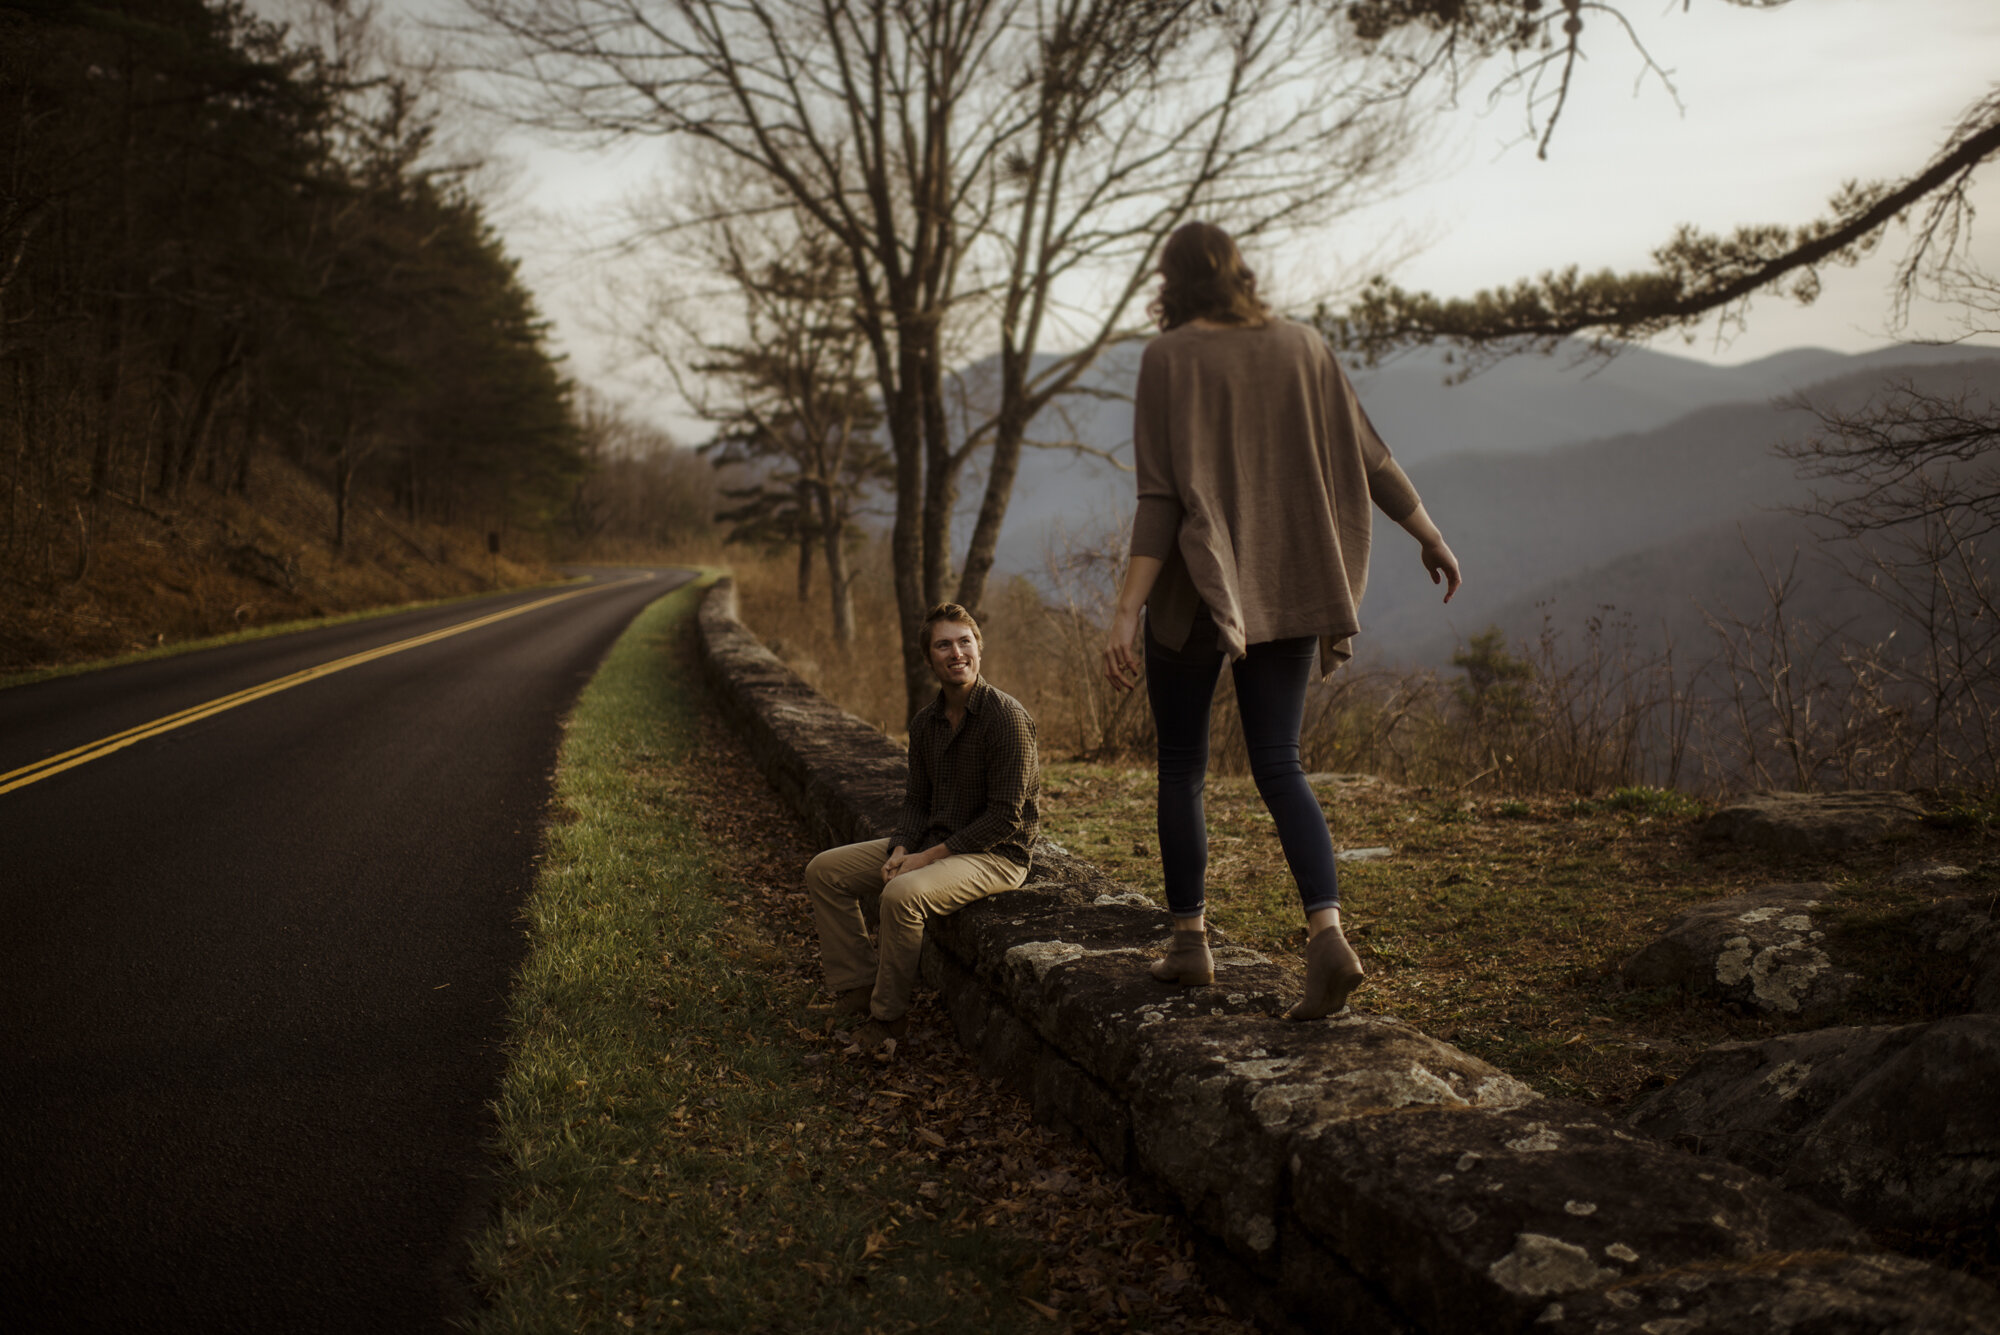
[1617,884,1859,1016]
[1628,1013,2000,1246]
[1290,1105,1865,1335]
[1701,790,1926,857]
[1912,889,2000,1014]
[1533,1251,2000,1333]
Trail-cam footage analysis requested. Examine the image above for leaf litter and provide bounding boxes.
[666,701,1252,1333]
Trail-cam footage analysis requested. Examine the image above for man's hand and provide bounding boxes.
[885,843,949,882]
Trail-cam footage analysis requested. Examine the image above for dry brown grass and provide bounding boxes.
[0,456,571,673]
[0,456,756,677]
[1038,764,1996,1107]
[725,558,1997,1113]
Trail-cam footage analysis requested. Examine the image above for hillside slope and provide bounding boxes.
[0,457,557,675]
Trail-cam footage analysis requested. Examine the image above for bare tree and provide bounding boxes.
[463,0,1416,715]
[685,218,889,646]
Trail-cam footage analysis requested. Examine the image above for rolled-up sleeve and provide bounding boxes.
[1333,357,1422,523]
[1365,452,1421,523]
[943,704,1038,857]
[1130,345,1184,560]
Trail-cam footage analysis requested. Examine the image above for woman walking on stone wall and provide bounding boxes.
[1102,220,1461,1020]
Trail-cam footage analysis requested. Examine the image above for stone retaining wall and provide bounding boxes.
[695,579,1999,1334]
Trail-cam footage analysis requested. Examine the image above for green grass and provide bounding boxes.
[465,578,1057,1334]
[0,575,589,691]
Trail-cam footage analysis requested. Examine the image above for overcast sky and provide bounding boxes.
[344,0,2000,431]
[1335,0,2000,364]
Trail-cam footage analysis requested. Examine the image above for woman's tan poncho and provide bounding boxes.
[1129,318,1423,676]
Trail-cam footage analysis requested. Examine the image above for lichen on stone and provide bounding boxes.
[1486,1233,1616,1296]
[1505,1124,1565,1153]
[1763,1059,1812,1100]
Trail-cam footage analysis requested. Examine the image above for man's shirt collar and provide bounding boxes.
[924,675,990,722]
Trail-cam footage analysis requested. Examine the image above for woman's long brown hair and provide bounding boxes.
[1148,221,1271,331]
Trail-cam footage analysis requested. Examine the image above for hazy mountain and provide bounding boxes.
[973,340,2000,667]
[1350,341,2000,463]
[1363,355,2000,664]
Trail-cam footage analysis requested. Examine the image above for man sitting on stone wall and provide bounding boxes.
[806,602,1040,1059]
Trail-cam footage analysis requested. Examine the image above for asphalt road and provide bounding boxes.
[0,567,694,1334]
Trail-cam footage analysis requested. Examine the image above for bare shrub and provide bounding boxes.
[1841,502,2000,788]
[1698,548,1907,792]
[1004,520,1155,761]
[729,536,909,735]
[733,522,1992,800]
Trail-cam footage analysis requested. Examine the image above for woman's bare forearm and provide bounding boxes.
[1115,554,1165,620]
[1396,502,1446,548]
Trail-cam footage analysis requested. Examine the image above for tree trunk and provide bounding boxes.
[173,337,241,499]
[795,477,815,603]
[918,329,954,611]
[152,339,189,502]
[333,440,353,555]
[818,485,855,647]
[957,394,1031,618]
[889,338,932,721]
[67,500,90,584]
[87,305,125,501]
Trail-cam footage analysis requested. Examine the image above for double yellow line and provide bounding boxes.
[0,576,649,797]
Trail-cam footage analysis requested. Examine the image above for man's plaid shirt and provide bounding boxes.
[891,676,1040,868]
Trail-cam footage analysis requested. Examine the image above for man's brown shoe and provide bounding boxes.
[847,1016,909,1060]
[809,986,873,1017]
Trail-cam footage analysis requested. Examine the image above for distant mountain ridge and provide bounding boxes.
[972,338,2000,666]
[1348,340,1999,464]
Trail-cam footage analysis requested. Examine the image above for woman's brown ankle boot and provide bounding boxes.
[1286,925,1364,1020]
[1150,928,1214,986]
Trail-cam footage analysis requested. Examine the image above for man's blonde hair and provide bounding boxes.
[920,601,982,648]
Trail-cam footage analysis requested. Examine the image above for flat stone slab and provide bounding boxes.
[1701,790,1926,858]
[1617,884,1859,1017]
[1628,1013,2000,1243]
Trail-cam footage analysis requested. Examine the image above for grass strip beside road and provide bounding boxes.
[468,579,1098,1333]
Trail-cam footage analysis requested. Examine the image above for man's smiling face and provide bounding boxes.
[926,620,981,690]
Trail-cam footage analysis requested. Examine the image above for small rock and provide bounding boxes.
[1892,860,1969,883]
[1337,846,1394,863]
[1617,885,1858,1017]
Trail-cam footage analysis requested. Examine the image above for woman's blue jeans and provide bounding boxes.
[1144,615,1340,919]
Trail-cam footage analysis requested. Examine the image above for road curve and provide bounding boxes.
[0,567,695,1334]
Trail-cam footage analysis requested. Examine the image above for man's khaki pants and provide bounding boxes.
[806,837,1029,1022]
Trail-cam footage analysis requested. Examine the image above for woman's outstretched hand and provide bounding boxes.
[1422,539,1462,603]
[1102,608,1144,691]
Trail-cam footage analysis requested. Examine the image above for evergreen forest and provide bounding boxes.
[1,0,582,636]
